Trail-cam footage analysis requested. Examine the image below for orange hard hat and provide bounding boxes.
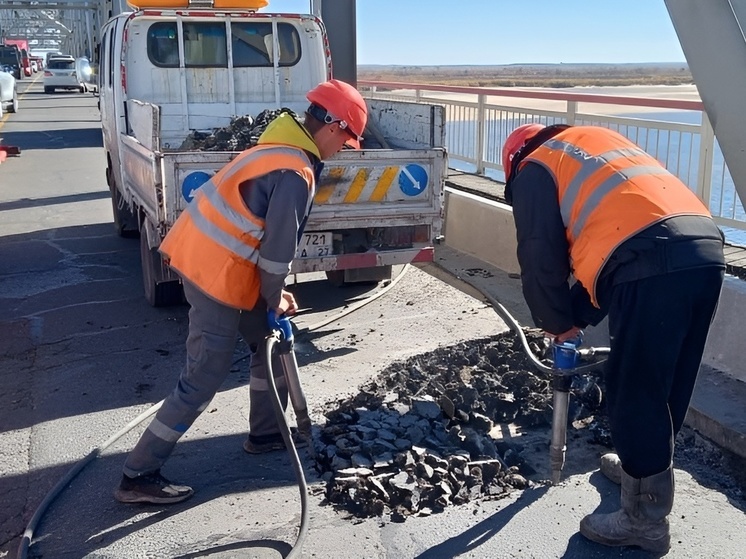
[307,79,368,148]
[502,123,545,180]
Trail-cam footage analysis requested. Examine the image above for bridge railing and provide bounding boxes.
[359,80,745,238]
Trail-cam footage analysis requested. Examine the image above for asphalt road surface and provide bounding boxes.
[1,77,745,559]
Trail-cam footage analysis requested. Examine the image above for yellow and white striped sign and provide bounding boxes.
[315,165,428,205]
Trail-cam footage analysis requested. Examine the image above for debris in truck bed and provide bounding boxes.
[311,329,609,522]
[179,108,302,151]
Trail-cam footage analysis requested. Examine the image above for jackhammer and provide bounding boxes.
[549,335,610,484]
[264,310,312,558]
[455,284,612,485]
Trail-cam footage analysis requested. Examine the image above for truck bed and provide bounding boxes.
[119,97,447,272]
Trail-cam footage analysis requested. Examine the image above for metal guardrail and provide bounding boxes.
[360,80,746,236]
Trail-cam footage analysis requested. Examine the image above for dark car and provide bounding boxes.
[0,45,22,80]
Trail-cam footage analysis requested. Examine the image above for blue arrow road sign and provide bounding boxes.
[182,171,213,203]
[398,164,428,197]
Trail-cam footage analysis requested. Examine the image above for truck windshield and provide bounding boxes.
[146,21,300,68]
[232,22,300,67]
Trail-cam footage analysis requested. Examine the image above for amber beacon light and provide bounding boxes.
[126,0,268,9]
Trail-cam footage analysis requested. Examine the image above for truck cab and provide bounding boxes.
[0,45,22,80]
[99,7,328,157]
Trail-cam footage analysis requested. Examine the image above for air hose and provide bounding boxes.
[16,403,163,558]
[17,264,412,559]
[264,312,311,559]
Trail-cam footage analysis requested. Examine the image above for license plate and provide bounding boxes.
[296,231,333,258]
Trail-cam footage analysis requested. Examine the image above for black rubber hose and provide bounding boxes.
[16,403,163,559]
[264,334,309,559]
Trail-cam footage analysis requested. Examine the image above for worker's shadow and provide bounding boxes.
[90,501,293,559]
[416,474,662,559]
[413,484,549,559]
[63,502,292,558]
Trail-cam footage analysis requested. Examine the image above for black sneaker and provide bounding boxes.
[114,470,194,504]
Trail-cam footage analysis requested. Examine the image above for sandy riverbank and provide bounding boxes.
[380,84,702,116]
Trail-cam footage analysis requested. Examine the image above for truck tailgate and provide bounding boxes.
[162,148,445,226]
[160,147,445,273]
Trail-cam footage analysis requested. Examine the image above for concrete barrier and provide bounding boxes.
[443,188,520,275]
[701,276,746,382]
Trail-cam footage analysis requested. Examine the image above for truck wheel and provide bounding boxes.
[108,169,139,238]
[8,91,18,113]
[140,228,184,307]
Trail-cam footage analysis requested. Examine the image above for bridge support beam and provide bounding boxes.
[318,0,357,87]
[666,0,746,209]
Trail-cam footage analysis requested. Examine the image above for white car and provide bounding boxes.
[43,56,85,93]
[0,65,19,115]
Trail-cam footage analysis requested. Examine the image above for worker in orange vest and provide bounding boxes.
[502,123,725,553]
[114,79,368,505]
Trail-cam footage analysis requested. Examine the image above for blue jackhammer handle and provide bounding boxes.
[267,309,294,342]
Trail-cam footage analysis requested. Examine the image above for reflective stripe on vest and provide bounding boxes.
[187,179,264,262]
[541,138,672,239]
[522,127,711,306]
[160,144,315,310]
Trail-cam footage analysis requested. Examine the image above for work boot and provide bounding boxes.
[114,470,193,504]
[243,429,308,454]
[600,453,622,485]
[580,466,674,554]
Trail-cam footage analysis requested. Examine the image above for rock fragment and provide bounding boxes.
[315,329,606,522]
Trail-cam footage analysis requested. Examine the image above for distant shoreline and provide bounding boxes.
[358,63,693,88]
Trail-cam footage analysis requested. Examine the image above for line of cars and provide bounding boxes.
[0,51,96,116]
[0,43,45,79]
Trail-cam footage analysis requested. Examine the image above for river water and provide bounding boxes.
[447,108,746,246]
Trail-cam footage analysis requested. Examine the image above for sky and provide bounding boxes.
[265,0,687,66]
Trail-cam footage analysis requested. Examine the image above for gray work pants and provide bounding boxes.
[123,280,288,478]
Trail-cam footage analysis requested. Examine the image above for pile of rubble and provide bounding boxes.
[312,329,608,522]
[179,108,302,151]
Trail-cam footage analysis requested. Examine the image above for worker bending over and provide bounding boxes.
[502,123,724,553]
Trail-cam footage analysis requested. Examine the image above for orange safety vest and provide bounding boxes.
[160,144,316,310]
[520,126,711,306]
